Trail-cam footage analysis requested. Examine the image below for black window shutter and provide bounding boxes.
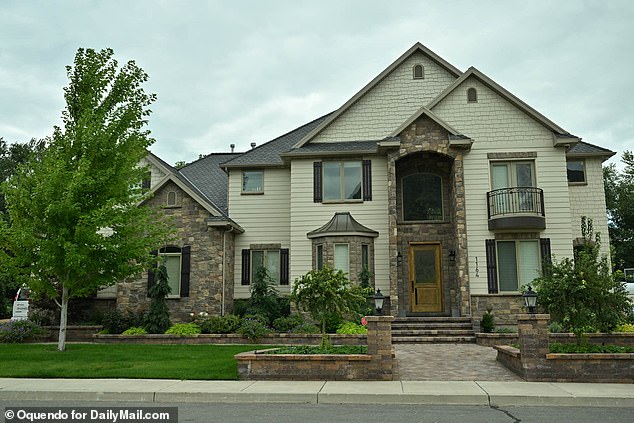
[313,161,322,203]
[180,245,191,297]
[147,250,158,294]
[485,239,498,294]
[362,159,372,201]
[241,249,251,285]
[280,248,289,285]
[540,238,552,277]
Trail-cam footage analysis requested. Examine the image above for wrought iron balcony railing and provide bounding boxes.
[487,187,545,219]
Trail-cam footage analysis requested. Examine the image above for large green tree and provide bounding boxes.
[604,151,634,269]
[1,48,171,350]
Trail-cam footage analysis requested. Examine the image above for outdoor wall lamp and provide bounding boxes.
[397,252,402,265]
[449,249,456,262]
[523,286,537,314]
[373,289,384,315]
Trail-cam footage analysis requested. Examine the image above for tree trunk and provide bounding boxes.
[57,285,69,352]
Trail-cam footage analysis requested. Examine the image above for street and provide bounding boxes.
[2,400,632,423]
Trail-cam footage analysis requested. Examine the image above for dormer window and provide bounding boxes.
[467,88,478,103]
[413,64,424,79]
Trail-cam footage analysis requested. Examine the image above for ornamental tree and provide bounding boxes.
[291,266,371,348]
[1,48,172,351]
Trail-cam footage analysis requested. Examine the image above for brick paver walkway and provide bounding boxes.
[394,343,523,381]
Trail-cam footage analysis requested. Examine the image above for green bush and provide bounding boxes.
[269,345,368,354]
[272,315,304,333]
[289,322,320,334]
[199,315,241,334]
[549,342,634,354]
[165,323,201,336]
[144,264,171,334]
[494,327,516,334]
[232,299,250,317]
[0,320,42,343]
[548,321,565,333]
[533,217,632,335]
[101,310,144,334]
[122,327,148,335]
[336,322,368,334]
[480,308,495,333]
[242,313,269,325]
[236,318,270,341]
[616,323,634,333]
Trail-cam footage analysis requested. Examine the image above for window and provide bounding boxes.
[148,246,191,298]
[251,249,280,283]
[566,160,586,184]
[323,161,362,201]
[241,248,289,285]
[242,170,263,193]
[467,87,478,103]
[413,64,424,79]
[334,244,349,275]
[490,161,536,213]
[316,244,324,270]
[314,160,371,203]
[167,191,177,206]
[402,173,443,221]
[496,240,540,292]
[361,244,369,270]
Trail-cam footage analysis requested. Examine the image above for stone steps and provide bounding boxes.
[391,317,475,344]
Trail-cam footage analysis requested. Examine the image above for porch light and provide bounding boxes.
[523,286,537,314]
[373,289,384,315]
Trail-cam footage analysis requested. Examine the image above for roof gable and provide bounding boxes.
[294,42,462,147]
[427,67,577,139]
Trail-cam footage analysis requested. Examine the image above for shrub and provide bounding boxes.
[336,322,368,335]
[236,318,270,341]
[548,321,565,333]
[199,315,241,334]
[494,327,516,334]
[272,315,304,333]
[0,320,42,343]
[616,323,634,333]
[289,322,320,334]
[242,313,269,325]
[144,264,172,334]
[165,323,201,336]
[480,307,495,333]
[122,326,148,335]
[101,310,144,334]
[533,217,632,336]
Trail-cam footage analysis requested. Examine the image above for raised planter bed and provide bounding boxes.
[478,332,634,348]
[33,325,103,343]
[93,333,366,345]
[476,333,517,347]
[495,345,634,383]
[235,349,376,380]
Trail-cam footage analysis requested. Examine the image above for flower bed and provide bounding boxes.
[93,333,366,345]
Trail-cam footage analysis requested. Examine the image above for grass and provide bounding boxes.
[0,344,277,380]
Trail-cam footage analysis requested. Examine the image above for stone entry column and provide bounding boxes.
[517,313,551,380]
[365,315,395,380]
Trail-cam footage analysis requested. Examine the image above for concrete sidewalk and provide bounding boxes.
[1,378,633,407]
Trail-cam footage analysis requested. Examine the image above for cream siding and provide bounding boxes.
[313,52,457,143]
[229,168,291,298]
[289,157,390,292]
[139,157,166,189]
[569,157,611,259]
[431,78,574,294]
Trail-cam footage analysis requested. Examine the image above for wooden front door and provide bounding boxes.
[409,243,443,313]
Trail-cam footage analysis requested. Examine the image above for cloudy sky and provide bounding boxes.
[1,0,632,168]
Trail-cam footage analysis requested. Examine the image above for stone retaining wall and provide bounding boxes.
[235,316,394,381]
[478,332,634,348]
[37,326,103,342]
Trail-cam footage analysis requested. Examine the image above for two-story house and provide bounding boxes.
[107,43,613,325]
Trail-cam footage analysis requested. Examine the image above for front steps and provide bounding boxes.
[391,316,476,343]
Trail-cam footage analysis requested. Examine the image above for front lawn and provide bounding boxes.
[0,344,276,380]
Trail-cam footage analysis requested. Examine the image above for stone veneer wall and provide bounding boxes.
[471,294,526,329]
[387,116,469,316]
[116,181,234,322]
[310,235,375,286]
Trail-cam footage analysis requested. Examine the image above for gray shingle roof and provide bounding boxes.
[179,153,241,214]
[568,141,615,157]
[283,140,380,157]
[222,113,332,168]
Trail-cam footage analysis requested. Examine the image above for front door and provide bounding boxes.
[409,243,443,313]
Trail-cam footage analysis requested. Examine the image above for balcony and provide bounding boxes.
[486,187,545,231]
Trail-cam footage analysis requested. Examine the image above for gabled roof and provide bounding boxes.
[294,42,463,148]
[145,151,176,174]
[427,67,577,138]
[179,153,241,214]
[222,114,332,168]
[390,106,466,138]
[307,212,379,239]
[567,141,615,159]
